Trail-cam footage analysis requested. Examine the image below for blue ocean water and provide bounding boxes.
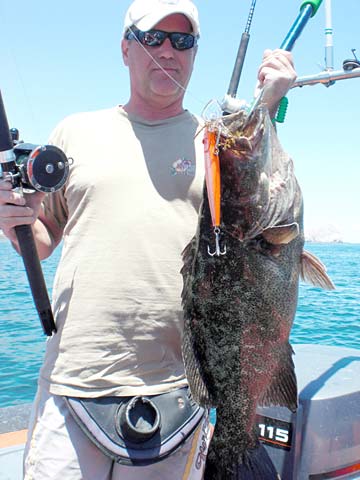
[0,240,359,408]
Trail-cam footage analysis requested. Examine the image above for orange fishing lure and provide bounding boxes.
[203,126,221,229]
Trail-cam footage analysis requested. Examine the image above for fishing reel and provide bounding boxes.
[0,90,70,336]
[2,128,70,193]
[343,49,360,71]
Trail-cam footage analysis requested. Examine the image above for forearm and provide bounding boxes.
[11,218,57,261]
[32,218,58,260]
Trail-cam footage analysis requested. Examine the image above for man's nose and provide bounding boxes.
[157,37,175,58]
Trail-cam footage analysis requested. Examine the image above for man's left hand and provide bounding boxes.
[255,49,297,118]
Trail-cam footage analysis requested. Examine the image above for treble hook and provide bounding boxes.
[208,227,226,257]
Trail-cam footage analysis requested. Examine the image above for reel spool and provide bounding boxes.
[13,143,70,193]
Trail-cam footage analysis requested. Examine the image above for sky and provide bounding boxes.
[0,0,359,242]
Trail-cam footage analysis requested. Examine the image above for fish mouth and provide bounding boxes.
[219,107,271,178]
[221,108,266,143]
[217,107,275,240]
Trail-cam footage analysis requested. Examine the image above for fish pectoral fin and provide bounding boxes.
[300,250,335,290]
[262,222,299,245]
[259,342,298,412]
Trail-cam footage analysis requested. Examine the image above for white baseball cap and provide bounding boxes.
[123,0,200,37]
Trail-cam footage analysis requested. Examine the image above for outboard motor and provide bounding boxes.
[256,344,360,479]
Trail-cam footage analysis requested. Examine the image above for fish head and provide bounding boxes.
[219,106,302,242]
[220,107,271,201]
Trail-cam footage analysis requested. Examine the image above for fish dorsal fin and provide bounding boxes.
[300,250,335,290]
[262,223,299,245]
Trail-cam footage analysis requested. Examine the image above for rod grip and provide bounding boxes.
[0,90,13,152]
[227,32,250,97]
[15,224,57,336]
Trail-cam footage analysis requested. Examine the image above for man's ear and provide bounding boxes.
[121,38,129,66]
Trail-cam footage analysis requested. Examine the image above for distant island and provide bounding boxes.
[305,224,343,243]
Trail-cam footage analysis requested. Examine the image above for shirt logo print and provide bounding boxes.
[171,158,195,176]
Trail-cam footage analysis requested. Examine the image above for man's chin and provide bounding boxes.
[150,82,182,98]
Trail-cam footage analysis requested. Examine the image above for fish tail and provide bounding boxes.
[236,441,280,479]
[204,420,279,480]
[204,431,279,479]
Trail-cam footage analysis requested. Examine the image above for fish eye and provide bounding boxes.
[249,235,281,257]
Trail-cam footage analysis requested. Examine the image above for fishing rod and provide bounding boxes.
[0,90,69,336]
[251,0,324,119]
[292,0,360,89]
[324,0,334,71]
[222,0,258,114]
[204,1,259,256]
[280,0,323,51]
[206,0,324,257]
[222,0,324,115]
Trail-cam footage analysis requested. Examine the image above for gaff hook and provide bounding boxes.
[208,227,226,257]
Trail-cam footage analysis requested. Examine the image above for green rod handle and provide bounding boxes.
[300,0,323,17]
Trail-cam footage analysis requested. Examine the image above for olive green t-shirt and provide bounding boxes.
[39,106,205,397]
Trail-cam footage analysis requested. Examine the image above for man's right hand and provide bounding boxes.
[0,178,45,244]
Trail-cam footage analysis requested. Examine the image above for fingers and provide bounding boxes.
[0,204,34,219]
[0,202,35,244]
[257,49,297,90]
[255,49,297,116]
[0,180,26,206]
[0,204,35,227]
[0,179,45,210]
[0,179,41,242]
[262,48,294,64]
[261,49,295,70]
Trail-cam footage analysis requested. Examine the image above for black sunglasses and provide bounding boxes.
[125,28,198,51]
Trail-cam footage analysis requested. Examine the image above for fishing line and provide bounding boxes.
[0,1,37,133]
[127,26,207,110]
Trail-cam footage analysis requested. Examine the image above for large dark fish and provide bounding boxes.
[181,106,334,479]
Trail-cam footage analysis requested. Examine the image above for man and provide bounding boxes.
[0,0,296,478]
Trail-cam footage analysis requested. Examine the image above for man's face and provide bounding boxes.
[122,13,197,107]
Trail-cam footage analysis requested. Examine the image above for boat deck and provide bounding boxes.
[0,443,25,480]
[0,404,31,480]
